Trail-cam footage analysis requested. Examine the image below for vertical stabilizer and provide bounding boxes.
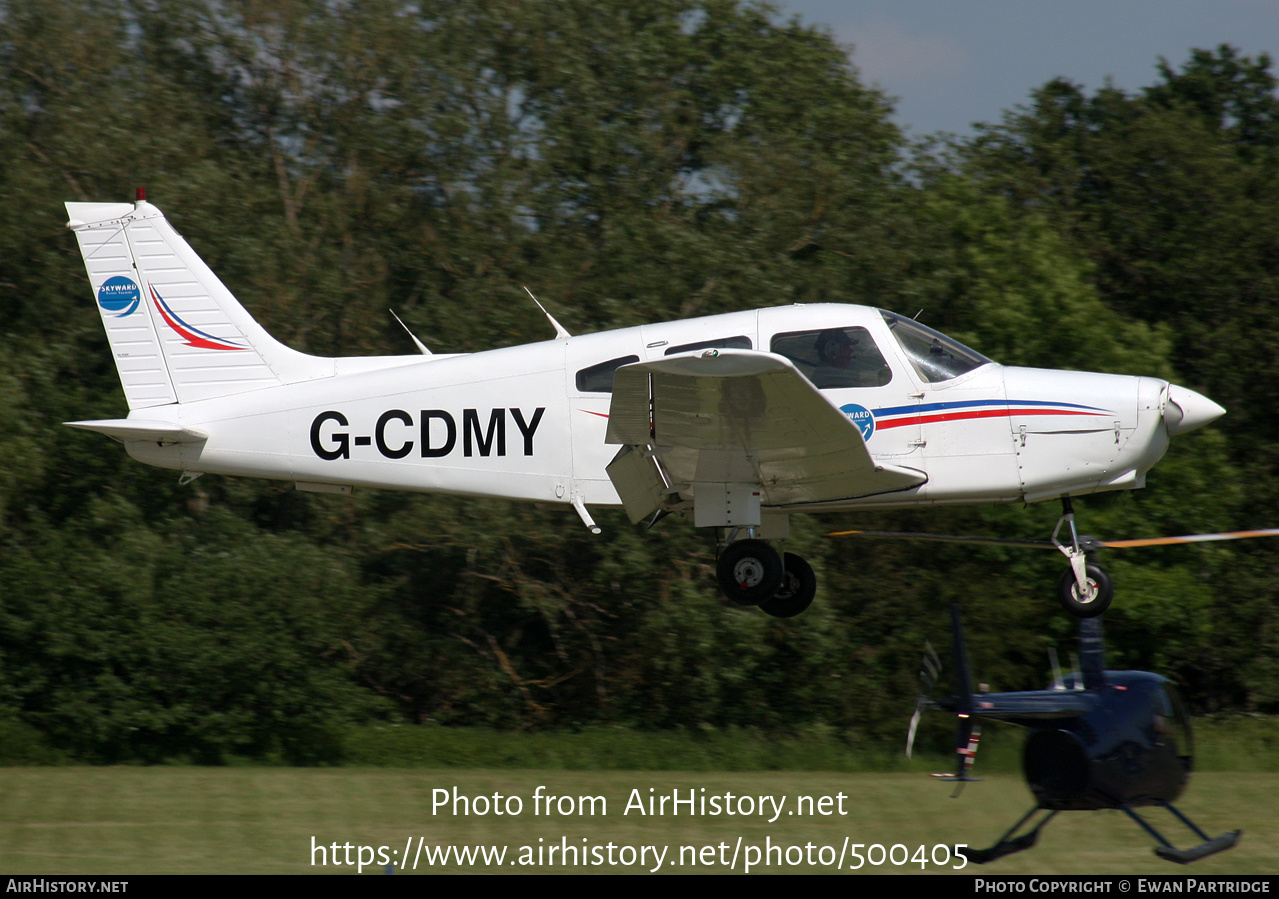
[66,199,332,409]
[948,604,979,782]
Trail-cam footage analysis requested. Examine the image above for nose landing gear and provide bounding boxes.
[1053,498,1114,618]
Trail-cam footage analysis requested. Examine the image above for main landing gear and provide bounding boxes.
[1053,497,1113,618]
[716,537,817,618]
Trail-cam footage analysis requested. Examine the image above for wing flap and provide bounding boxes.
[605,350,925,508]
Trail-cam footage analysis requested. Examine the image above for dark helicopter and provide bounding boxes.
[910,605,1240,864]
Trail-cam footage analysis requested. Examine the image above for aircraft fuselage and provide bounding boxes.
[121,303,1177,515]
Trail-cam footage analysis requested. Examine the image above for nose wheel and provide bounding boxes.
[1057,562,1113,617]
[1053,498,1113,618]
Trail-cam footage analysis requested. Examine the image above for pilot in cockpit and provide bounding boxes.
[813,328,862,388]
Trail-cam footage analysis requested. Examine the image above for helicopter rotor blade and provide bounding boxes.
[827,529,1052,548]
[827,527,1279,550]
[1098,528,1279,548]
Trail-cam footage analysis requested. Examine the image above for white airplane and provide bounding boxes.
[65,194,1227,619]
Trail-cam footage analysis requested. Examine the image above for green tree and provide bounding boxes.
[3,1,1266,759]
[958,46,1279,711]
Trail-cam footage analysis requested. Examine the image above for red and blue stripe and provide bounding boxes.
[150,286,244,351]
[871,399,1112,431]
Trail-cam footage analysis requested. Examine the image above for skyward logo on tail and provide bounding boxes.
[96,276,140,317]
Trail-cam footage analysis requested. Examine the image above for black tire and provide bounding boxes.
[1057,563,1113,618]
[717,539,784,606]
[759,553,817,618]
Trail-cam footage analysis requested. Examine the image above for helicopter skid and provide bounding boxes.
[959,807,1058,865]
[1123,802,1241,864]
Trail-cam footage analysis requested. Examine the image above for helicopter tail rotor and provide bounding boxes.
[908,606,984,792]
[906,640,941,759]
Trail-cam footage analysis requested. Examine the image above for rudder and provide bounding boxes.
[66,196,331,409]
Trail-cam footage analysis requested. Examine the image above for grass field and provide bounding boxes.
[0,768,1271,874]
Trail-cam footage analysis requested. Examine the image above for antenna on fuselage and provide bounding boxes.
[524,286,571,339]
[389,310,432,355]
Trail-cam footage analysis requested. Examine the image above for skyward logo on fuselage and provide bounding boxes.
[840,403,875,440]
[97,276,140,317]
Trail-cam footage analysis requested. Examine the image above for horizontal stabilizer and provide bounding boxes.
[65,419,208,444]
[67,199,335,410]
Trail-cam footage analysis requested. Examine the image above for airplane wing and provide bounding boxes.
[604,350,926,523]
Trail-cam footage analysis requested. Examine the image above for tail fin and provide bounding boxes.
[948,604,980,784]
[66,197,332,409]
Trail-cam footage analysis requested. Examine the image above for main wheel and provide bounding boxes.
[717,539,784,606]
[1057,563,1113,618]
[759,553,817,618]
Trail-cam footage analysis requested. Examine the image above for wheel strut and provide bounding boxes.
[1052,497,1112,617]
[1052,497,1091,598]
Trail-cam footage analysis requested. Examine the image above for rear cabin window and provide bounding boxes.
[663,336,753,355]
[576,355,639,393]
[770,327,892,389]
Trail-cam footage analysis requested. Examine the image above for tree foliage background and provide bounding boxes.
[0,0,1275,762]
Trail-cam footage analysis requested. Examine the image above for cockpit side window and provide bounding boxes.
[1157,683,1194,764]
[879,310,993,383]
[664,336,752,355]
[770,326,891,389]
[576,355,639,393]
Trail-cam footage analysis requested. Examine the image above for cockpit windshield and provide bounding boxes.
[879,310,993,383]
[1156,683,1194,765]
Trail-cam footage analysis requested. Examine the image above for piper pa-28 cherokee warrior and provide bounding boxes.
[66,194,1225,619]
